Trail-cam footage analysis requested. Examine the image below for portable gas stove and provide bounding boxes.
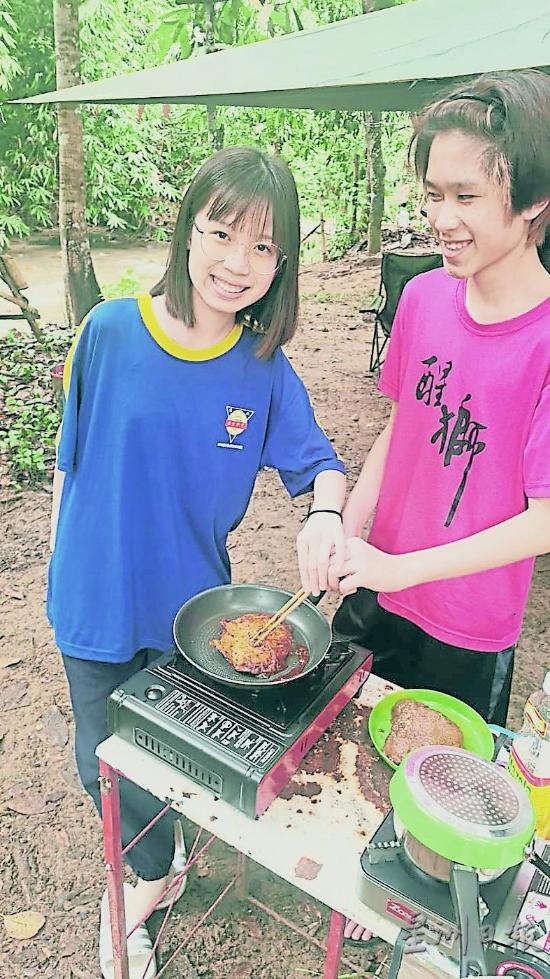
[107,641,372,818]
[358,812,550,979]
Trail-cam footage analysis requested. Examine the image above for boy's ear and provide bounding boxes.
[523,198,550,222]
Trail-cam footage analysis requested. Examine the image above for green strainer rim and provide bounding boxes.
[390,746,535,869]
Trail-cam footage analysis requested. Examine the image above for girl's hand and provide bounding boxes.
[336,538,414,595]
[296,513,345,596]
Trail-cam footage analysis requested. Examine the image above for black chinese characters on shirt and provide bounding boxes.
[416,355,487,527]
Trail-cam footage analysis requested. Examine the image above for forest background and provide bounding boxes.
[1,0,424,487]
[0,0,416,294]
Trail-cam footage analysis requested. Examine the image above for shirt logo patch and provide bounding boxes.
[217,406,255,450]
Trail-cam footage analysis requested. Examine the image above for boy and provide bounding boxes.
[335,68,550,729]
[335,65,550,949]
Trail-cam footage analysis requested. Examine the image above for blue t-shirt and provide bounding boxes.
[47,295,344,663]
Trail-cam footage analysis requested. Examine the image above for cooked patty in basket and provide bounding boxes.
[211,613,293,675]
[383,699,463,765]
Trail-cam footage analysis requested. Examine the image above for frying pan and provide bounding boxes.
[173,583,332,688]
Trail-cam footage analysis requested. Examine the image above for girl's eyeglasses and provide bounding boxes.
[193,223,286,276]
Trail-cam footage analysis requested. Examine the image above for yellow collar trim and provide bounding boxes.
[137,293,243,361]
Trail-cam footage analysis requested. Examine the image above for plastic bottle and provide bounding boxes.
[508,671,550,840]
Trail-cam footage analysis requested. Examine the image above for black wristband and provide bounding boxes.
[305,504,343,521]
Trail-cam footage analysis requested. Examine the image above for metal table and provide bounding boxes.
[96,673,407,979]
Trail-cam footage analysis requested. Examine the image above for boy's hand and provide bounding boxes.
[336,537,413,595]
[297,513,345,596]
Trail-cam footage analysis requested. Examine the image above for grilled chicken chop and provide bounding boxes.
[211,613,293,675]
[383,699,463,765]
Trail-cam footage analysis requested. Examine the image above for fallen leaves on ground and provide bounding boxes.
[0,681,28,710]
[3,910,46,939]
[5,791,52,815]
[41,705,69,747]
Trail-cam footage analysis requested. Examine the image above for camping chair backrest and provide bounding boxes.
[377,251,443,336]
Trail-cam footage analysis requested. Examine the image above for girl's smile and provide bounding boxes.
[210,274,248,298]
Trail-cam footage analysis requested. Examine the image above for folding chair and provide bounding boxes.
[365,251,443,374]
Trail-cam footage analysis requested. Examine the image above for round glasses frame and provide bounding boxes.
[193,222,287,276]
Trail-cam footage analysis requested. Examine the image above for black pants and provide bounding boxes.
[62,649,177,880]
[332,590,514,726]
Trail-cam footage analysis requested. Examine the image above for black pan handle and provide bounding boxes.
[307,590,326,606]
[449,865,487,977]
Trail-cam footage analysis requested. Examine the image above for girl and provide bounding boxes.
[48,146,346,978]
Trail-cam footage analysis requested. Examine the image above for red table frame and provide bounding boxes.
[99,758,369,979]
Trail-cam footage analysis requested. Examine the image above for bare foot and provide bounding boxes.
[344,918,373,942]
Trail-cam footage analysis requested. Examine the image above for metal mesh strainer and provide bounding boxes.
[389,745,535,869]
[417,750,520,827]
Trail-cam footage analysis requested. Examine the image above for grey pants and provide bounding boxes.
[62,648,176,880]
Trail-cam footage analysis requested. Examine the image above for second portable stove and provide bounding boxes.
[358,811,550,979]
[107,641,372,818]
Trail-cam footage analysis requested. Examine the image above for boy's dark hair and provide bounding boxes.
[411,69,550,250]
[151,146,300,358]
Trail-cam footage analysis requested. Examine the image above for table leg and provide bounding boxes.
[323,909,345,979]
[235,851,250,900]
[99,759,129,979]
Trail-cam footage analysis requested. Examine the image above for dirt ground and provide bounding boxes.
[1,245,549,979]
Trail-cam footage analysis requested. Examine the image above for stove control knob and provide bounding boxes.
[145,685,165,702]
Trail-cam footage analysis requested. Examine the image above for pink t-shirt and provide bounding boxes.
[371,267,550,651]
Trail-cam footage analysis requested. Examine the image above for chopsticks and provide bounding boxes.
[251,588,307,645]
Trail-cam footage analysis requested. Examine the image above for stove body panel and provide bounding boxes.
[107,644,372,818]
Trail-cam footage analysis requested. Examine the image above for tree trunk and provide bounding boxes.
[361,112,372,229]
[319,211,328,262]
[350,152,360,235]
[205,2,223,150]
[362,0,392,255]
[53,0,102,328]
[366,111,385,255]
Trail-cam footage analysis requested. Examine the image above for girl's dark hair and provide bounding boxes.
[151,146,300,358]
[410,69,550,248]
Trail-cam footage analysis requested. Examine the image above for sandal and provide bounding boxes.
[99,883,157,979]
[344,935,379,949]
[156,819,188,911]
[343,920,379,948]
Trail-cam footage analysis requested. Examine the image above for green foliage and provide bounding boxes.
[1,0,419,256]
[0,326,71,486]
[0,0,19,90]
[102,268,146,299]
[305,290,349,304]
[327,228,359,260]
[0,0,57,248]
